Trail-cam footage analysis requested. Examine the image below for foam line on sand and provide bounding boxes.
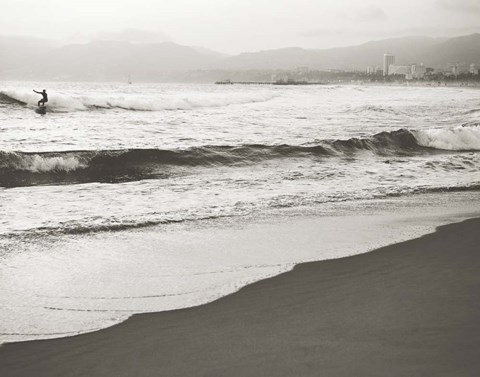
[1,218,480,376]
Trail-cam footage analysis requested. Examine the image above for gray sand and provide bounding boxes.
[1,218,479,377]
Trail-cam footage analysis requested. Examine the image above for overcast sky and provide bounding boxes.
[1,0,480,53]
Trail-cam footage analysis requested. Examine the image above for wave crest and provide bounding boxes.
[0,89,276,112]
[414,125,480,151]
[26,155,85,173]
[1,126,478,188]
[1,151,86,173]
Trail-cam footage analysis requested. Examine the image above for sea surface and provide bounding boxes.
[1,82,480,343]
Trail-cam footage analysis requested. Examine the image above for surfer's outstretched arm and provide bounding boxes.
[33,90,40,94]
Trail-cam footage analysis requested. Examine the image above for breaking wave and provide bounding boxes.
[1,126,479,187]
[0,89,276,112]
[414,126,480,151]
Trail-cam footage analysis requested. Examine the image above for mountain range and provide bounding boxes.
[1,33,479,81]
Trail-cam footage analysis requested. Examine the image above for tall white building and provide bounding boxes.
[383,54,395,76]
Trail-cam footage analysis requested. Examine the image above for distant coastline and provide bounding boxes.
[345,80,480,88]
[215,78,480,88]
[215,79,327,85]
[2,33,480,82]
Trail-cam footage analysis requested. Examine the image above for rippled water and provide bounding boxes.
[1,82,480,343]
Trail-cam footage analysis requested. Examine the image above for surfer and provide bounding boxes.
[33,89,48,107]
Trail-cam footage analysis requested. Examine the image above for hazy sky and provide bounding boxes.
[2,0,480,53]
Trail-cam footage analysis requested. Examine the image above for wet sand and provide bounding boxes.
[1,218,479,377]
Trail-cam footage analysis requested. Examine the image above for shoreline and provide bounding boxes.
[345,80,480,89]
[1,217,480,376]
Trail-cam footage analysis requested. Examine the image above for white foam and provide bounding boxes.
[11,154,85,172]
[28,155,85,172]
[1,194,479,344]
[415,126,480,151]
[80,91,277,111]
[0,89,87,111]
[0,89,39,106]
[1,89,276,112]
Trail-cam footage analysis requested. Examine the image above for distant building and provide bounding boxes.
[383,54,395,76]
[296,66,310,75]
[411,63,426,79]
[470,63,479,75]
[388,65,411,76]
[452,64,459,77]
[384,62,427,79]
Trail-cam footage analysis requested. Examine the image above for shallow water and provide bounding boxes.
[1,82,479,343]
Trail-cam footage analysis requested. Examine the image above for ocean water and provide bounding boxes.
[1,82,480,343]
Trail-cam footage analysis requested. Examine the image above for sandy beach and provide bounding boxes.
[1,217,479,376]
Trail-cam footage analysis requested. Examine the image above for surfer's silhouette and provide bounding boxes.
[33,89,48,107]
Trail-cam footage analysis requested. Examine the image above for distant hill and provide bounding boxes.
[1,33,480,81]
[0,36,58,73]
[222,34,480,70]
[191,46,230,59]
[426,33,480,68]
[2,40,226,81]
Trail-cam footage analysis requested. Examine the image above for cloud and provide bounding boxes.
[300,25,480,40]
[94,29,172,43]
[436,0,480,13]
[345,6,387,22]
[300,28,356,38]
[299,6,388,39]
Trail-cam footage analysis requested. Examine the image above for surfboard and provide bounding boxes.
[35,105,47,115]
